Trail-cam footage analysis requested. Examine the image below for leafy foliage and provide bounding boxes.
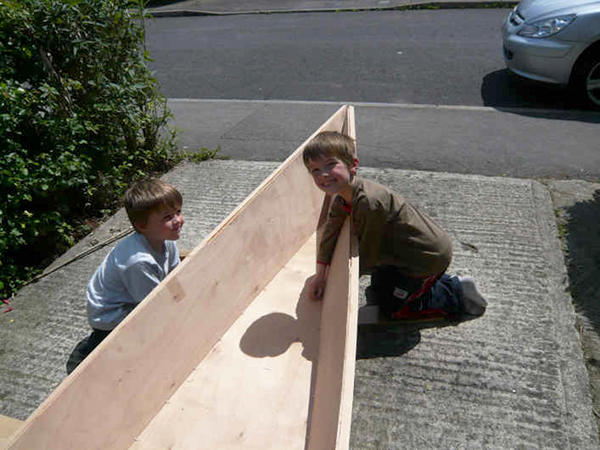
[0,0,177,297]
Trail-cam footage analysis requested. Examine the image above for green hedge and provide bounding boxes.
[0,0,176,298]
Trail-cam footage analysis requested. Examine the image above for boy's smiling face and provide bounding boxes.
[137,203,184,252]
[306,155,358,199]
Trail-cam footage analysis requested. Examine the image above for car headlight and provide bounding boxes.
[518,15,575,38]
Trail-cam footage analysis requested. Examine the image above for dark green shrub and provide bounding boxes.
[0,0,176,297]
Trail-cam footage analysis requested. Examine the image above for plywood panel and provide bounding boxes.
[0,416,22,448]
[307,220,358,450]
[132,234,320,449]
[7,105,354,450]
[309,104,358,449]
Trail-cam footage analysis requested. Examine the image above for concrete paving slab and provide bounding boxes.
[0,160,596,447]
[353,167,597,448]
[168,100,262,152]
[170,100,337,157]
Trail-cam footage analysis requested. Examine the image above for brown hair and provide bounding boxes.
[124,179,182,231]
[302,131,356,168]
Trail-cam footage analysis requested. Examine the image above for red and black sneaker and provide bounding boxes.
[391,296,451,322]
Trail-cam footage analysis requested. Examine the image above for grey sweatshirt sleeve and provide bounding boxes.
[120,260,164,304]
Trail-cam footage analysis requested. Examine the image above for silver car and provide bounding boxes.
[502,0,600,109]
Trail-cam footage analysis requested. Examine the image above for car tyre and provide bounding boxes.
[571,49,600,110]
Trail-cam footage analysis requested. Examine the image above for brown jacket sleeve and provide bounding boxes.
[316,195,349,265]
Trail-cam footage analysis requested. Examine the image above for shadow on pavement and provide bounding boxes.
[563,189,600,414]
[356,326,421,359]
[356,315,481,359]
[565,189,600,318]
[481,69,600,123]
[146,0,189,6]
[481,69,573,109]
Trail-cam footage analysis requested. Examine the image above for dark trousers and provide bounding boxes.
[367,265,462,319]
[66,328,111,374]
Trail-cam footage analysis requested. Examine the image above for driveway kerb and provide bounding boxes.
[146,0,517,17]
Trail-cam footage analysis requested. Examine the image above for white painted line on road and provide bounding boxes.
[167,98,597,116]
[168,97,498,111]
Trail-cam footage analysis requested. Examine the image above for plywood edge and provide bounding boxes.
[341,105,355,145]
[336,104,358,449]
[306,219,359,449]
[308,104,357,449]
[193,104,350,249]
[6,105,352,450]
[336,231,359,448]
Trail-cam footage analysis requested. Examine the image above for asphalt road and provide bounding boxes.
[144,8,578,109]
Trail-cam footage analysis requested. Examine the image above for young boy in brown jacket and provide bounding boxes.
[303,131,486,321]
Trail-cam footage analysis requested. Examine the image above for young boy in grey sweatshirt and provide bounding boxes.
[67,178,184,373]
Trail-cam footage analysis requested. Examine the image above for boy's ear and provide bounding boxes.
[350,158,359,175]
[134,220,146,232]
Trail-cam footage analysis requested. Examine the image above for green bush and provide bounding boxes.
[0,0,176,298]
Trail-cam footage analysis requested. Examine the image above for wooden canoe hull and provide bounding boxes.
[6,105,358,450]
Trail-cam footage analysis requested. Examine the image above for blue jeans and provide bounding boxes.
[66,328,111,374]
[368,266,463,319]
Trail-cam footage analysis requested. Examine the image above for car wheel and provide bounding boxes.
[572,50,600,109]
